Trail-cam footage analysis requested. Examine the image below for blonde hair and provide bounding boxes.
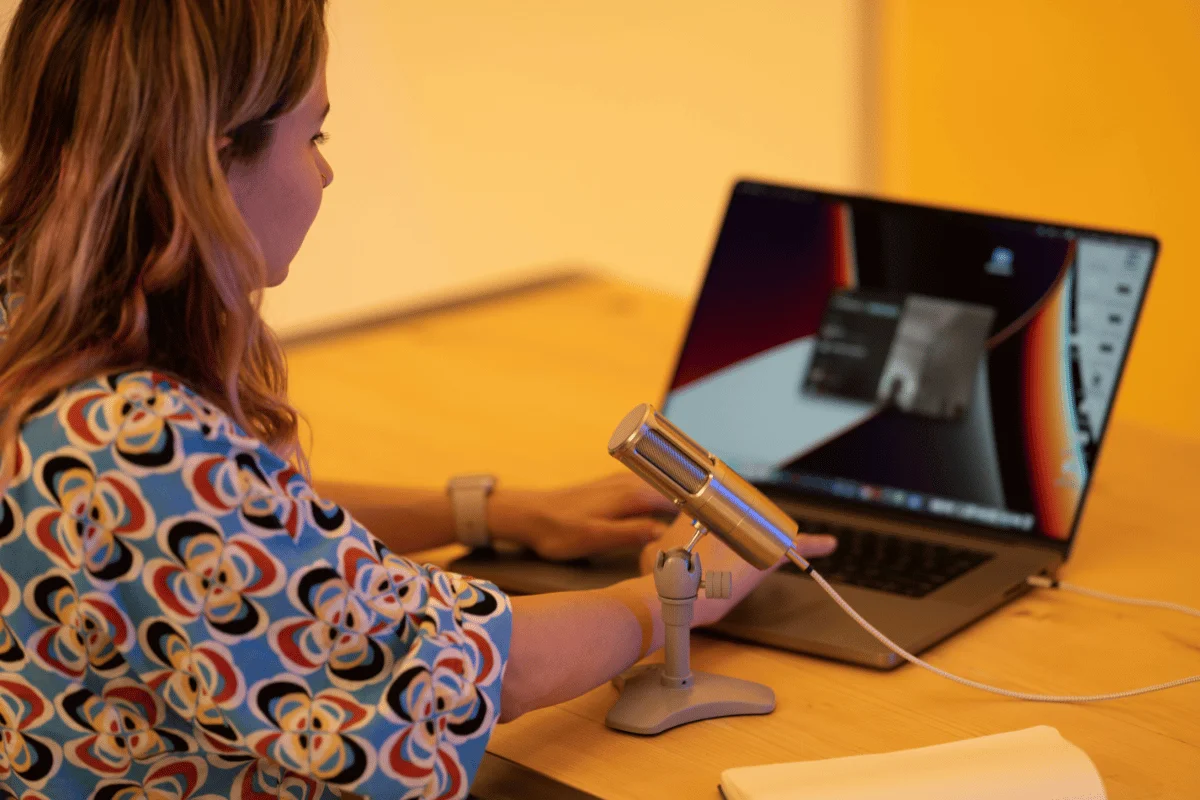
[0,0,327,483]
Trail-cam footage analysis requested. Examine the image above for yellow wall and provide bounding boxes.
[878,0,1200,439]
[265,1,875,336]
[0,1,873,337]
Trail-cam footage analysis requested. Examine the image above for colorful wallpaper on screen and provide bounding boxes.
[669,194,850,389]
[663,183,1141,542]
[1022,273,1085,538]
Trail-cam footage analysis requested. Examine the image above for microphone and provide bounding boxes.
[607,403,798,569]
[608,405,1200,707]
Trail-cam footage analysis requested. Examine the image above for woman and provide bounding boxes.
[0,2,836,798]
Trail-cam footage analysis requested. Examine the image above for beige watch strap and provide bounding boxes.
[447,474,496,548]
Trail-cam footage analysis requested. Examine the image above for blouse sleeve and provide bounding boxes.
[42,373,512,799]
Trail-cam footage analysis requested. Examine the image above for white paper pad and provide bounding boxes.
[719,726,1105,800]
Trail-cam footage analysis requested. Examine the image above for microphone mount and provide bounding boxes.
[605,520,776,735]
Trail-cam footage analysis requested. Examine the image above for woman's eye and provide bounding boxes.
[312,131,329,146]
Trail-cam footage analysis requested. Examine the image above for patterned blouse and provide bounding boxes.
[0,370,512,800]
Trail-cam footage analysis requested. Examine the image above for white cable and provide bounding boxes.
[786,550,1200,702]
[1026,574,1200,619]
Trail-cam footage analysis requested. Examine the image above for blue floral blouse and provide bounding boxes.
[0,371,512,800]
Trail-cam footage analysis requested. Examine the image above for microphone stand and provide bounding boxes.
[605,521,776,735]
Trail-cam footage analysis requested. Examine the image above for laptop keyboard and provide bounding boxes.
[780,521,994,598]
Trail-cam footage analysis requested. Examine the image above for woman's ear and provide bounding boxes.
[217,135,233,151]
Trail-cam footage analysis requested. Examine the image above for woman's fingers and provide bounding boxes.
[792,533,838,559]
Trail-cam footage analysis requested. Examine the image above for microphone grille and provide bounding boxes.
[635,429,707,494]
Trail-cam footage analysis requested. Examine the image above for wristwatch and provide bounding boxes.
[446,473,497,548]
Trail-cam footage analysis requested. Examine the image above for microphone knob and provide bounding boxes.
[703,570,732,599]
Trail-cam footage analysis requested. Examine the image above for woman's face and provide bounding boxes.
[224,66,334,287]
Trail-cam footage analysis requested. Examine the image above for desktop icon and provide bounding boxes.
[985,246,1015,277]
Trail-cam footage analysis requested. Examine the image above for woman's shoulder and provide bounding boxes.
[26,369,236,434]
[17,369,277,473]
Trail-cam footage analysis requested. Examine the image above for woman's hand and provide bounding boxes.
[488,473,679,561]
[640,513,837,628]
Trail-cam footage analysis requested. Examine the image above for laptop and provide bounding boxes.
[450,180,1159,669]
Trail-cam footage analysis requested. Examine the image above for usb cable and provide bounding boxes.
[788,551,1200,702]
[1025,574,1200,618]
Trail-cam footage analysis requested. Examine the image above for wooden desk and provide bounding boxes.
[286,275,1200,800]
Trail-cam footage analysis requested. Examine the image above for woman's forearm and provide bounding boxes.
[315,481,459,553]
[499,575,663,722]
[315,480,555,555]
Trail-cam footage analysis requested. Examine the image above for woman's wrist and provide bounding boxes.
[485,487,540,548]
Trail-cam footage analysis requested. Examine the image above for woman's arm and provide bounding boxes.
[313,480,459,553]
[316,473,677,558]
[498,520,838,722]
[500,576,661,722]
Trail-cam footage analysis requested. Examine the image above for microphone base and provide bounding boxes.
[605,663,775,736]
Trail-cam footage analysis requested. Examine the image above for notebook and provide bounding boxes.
[719,726,1104,800]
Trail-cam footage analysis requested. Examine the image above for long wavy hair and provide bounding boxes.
[0,0,327,484]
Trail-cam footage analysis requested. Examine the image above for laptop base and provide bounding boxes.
[449,524,1058,670]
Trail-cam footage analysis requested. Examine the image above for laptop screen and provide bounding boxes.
[661,182,1158,544]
